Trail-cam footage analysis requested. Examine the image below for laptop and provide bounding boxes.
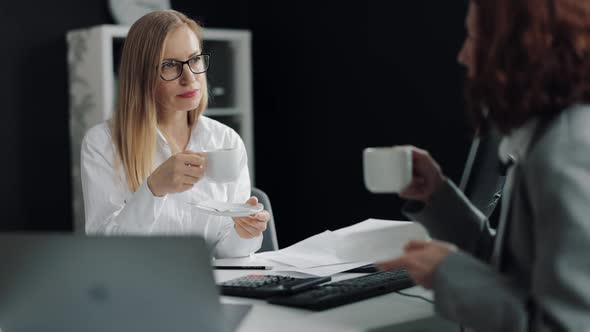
[0,234,249,332]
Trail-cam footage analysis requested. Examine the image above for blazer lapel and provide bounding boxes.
[490,161,520,269]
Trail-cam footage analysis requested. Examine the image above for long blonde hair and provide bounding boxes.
[113,10,209,192]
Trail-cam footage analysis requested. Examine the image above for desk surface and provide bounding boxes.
[215,270,457,332]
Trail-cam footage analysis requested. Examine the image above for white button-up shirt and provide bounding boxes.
[80,116,261,258]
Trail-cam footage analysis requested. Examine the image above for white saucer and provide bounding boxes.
[187,200,263,217]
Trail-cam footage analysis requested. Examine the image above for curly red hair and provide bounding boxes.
[466,0,590,133]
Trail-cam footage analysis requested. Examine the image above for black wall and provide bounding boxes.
[0,1,471,247]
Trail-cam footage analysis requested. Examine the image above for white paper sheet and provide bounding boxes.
[272,261,372,277]
[333,218,429,263]
[254,218,428,276]
[212,255,277,267]
[214,255,371,277]
[256,230,347,268]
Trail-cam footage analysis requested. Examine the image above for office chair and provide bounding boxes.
[251,187,279,252]
[459,123,505,229]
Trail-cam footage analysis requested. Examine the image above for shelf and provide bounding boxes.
[204,108,243,117]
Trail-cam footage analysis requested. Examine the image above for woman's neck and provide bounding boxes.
[158,111,191,153]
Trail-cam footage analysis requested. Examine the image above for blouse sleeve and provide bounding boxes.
[80,125,168,235]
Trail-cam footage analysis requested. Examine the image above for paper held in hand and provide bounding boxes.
[255,218,429,276]
[333,218,429,263]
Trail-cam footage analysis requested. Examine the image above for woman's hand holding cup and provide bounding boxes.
[363,145,445,203]
[399,147,445,203]
[147,151,207,197]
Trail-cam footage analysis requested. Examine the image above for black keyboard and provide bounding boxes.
[219,274,332,299]
[268,269,414,311]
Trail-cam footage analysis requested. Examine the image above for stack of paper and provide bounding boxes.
[255,218,428,276]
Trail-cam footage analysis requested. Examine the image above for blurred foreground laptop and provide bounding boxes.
[0,234,250,332]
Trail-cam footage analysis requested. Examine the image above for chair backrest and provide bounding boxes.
[459,124,505,228]
[251,187,279,252]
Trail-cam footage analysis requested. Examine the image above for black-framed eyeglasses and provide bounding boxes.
[159,53,210,81]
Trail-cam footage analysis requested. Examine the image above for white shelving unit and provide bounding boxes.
[67,25,254,231]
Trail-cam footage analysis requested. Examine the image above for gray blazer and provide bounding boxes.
[404,104,590,331]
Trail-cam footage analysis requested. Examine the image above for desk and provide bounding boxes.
[215,270,457,332]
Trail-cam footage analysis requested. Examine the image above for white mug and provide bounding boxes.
[363,146,413,193]
[205,148,241,183]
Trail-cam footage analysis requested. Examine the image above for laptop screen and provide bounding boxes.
[0,234,225,332]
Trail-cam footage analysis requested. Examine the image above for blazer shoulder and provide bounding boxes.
[527,104,590,169]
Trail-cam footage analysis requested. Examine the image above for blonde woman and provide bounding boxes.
[81,10,269,258]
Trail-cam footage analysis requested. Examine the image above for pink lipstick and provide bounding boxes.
[177,89,198,98]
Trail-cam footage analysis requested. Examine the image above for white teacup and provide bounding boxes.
[363,146,413,193]
[205,148,241,183]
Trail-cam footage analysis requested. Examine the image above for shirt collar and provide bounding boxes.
[498,117,539,164]
[156,127,168,145]
[155,117,202,151]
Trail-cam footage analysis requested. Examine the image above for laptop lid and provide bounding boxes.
[0,234,224,332]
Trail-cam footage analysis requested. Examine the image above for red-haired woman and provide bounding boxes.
[380,0,590,330]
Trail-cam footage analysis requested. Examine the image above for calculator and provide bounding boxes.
[219,274,331,299]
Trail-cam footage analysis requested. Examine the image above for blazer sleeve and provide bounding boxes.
[402,179,496,261]
[525,132,590,331]
[433,131,590,331]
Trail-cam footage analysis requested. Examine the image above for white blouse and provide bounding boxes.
[80,116,261,258]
